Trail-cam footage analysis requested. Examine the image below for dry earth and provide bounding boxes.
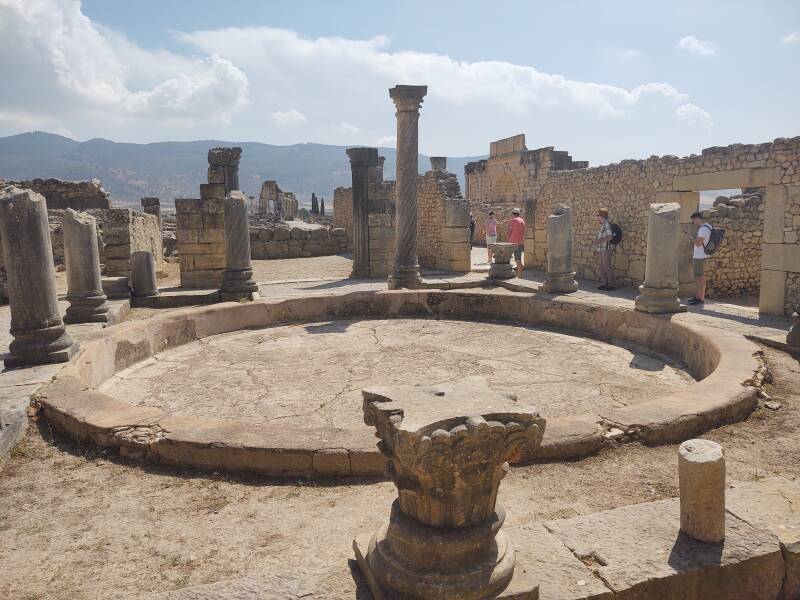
[0,347,798,599]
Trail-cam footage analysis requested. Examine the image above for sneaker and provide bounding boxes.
[597,284,609,290]
[605,286,617,291]
[688,298,705,305]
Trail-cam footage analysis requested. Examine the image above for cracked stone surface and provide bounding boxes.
[98,318,694,429]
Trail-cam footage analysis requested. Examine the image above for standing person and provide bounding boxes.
[485,210,498,262]
[507,207,525,278]
[595,208,616,290]
[688,211,711,305]
[468,213,476,249]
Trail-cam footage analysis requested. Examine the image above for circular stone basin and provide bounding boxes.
[98,318,694,429]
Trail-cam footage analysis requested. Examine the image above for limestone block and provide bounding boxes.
[175,229,198,244]
[176,213,203,230]
[443,242,470,261]
[762,243,800,273]
[445,199,470,227]
[181,269,223,289]
[764,185,787,243]
[199,183,226,200]
[193,254,226,270]
[174,198,199,214]
[202,213,225,229]
[273,226,290,241]
[759,269,787,315]
[673,169,758,191]
[196,229,225,244]
[442,226,469,244]
[679,439,725,543]
[257,228,273,242]
[290,227,309,240]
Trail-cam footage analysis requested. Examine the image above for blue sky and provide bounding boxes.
[0,0,798,165]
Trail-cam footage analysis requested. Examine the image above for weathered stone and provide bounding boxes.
[544,204,578,293]
[679,439,726,543]
[63,209,109,323]
[388,84,427,290]
[207,147,241,194]
[489,242,517,279]
[347,147,379,278]
[130,251,159,298]
[635,202,685,314]
[354,376,544,599]
[430,156,447,171]
[0,186,78,367]
[220,191,258,300]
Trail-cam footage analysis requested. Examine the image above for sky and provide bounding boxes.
[0,0,798,165]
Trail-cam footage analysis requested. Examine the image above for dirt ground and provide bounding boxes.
[0,346,798,599]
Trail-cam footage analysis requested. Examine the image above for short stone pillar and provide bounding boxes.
[141,197,162,233]
[787,305,800,348]
[388,84,427,290]
[207,147,242,195]
[544,204,578,293]
[347,147,379,279]
[678,439,725,543]
[489,242,517,279]
[0,187,78,367]
[130,251,159,298]
[635,202,685,313]
[368,155,385,184]
[63,209,110,324]
[430,156,447,171]
[354,376,544,599]
[220,191,259,301]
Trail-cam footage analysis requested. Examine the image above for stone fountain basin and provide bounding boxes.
[36,290,763,478]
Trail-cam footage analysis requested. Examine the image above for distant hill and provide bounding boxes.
[0,132,484,209]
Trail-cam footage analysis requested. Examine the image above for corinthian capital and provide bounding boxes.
[389,85,428,113]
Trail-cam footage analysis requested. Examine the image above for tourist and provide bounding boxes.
[687,211,711,305]
[469,213,476,249]
[485,210,498,262]
[507,207,525,278]
[595,208,616,290]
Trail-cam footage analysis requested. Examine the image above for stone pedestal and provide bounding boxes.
[544,204,578,294]
[489,243,517,279]
[388,85,427,290]
[354,376,544,599]
[63,209,110,324]
[208,147,242,195]
[678,439,726,543]
[635,202,686,314]
[221,191,259,301]
[788,305,800,349]
[130,251,159,298]
[0,187,78,367]
[347,147,379,279]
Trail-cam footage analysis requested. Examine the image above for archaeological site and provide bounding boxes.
[1,4,800,598]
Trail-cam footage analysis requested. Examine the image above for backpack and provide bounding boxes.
[609,222,623,246]
[701,223,725,256]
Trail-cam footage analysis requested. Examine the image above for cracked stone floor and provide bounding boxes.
[98,318,694,429]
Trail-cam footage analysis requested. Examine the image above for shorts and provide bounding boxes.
[486,234,498,244]
[514,245,523,262]
[693,258,706,277]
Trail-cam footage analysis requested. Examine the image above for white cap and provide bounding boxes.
[511,207,521,214]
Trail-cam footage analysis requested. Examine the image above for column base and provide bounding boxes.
[635,285,686,314]
[5,324,79,368]
[64,294,110,324]
[351,266,370,279]
[220,291,260,302]
[388,269,422,290]
[221,269,258,297]
[543,272,578,294]
[489,263,515,280]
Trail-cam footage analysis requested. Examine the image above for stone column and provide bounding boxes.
[208,147,242,195]
[388,84,427,290]
[0,187,78,367]
[678,439,726,543]
[354,376,544,599]
[544,204,578,293]
[488,242,516,279]
[130,251,159,298]
[347,147,379,279]
[430,156,447,171]
[63,209,110,324]
[635,202,685,313]
[221,190,259,300]
[788,305,800,348]
[369,156,385,184]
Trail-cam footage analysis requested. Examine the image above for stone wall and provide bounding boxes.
[175,184,226,288]
[333,186,354,243]
[465,134,800,314]
[258,180,298,219]
[6,178,110,210]
[416,170,471,271]
[249,224,347,259]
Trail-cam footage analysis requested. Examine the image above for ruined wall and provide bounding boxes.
[7,178,111,210]
[249,224,347,259]
[333,186,354,242]
[175,184,226,288]
[416,170,470,271]
[368,181,396,277]
[466,134,800,314]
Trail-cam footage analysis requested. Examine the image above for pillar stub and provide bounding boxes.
[488,243,517,280]
[221,190,259,301]
[63,208,110,324]
[544,204,578,294]
[130,251,159,298]
[678,439,726,543]
[635,202,686,314]
[354,376,544,599]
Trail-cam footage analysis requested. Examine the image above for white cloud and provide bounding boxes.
[373,135,397,147]
[676,36,717,56]
[782,32,800,44]
[675,103,713,127]
[271,108,308,126]
[333,121,361,133]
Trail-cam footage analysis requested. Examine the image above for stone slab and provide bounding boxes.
[759,269,788,316]
[544,497,784,599]
[762,243,800,273]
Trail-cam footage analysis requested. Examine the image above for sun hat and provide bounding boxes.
[598,208,609,218]
[511,207,521,215]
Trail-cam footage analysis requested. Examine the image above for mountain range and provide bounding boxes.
[0,132,484,209]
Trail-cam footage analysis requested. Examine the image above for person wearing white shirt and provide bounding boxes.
[688,211,711,306]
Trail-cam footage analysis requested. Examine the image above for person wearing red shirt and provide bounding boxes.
[506,207,525,278]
